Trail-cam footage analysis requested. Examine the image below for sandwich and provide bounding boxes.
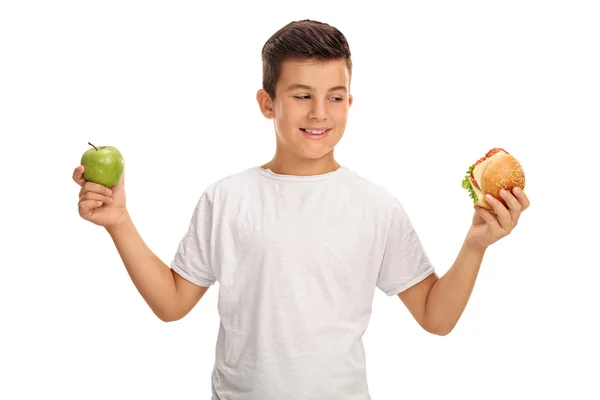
[461,148,525,209]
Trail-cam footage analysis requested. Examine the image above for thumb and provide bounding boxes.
[118,165,126,186]
[472,206,484,224]
[474,205,498,226]
[111,171,126,191]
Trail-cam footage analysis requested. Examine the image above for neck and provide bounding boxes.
[261,149,340,177]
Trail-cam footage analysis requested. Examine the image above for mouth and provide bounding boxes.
[300,128,331,139]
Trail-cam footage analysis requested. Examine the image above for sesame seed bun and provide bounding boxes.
[479,153,525,208]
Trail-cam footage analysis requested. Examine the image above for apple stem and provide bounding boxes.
[88,142,98,151]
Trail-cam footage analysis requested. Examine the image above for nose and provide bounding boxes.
[308,99,327,121]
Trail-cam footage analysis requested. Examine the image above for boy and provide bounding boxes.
[72,19,529,400]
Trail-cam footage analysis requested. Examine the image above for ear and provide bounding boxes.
[348,93,353,108]
[256,89,275,119]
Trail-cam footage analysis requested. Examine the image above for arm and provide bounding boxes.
[107,211,210,322]
[398,241,485,336]
[399,188,530,335]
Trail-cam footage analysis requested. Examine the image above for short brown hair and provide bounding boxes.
[261,19,352,99]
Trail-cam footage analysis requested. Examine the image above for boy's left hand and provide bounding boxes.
[466,187,530,251]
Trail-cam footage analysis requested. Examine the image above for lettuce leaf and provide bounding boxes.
[461,165,478,204]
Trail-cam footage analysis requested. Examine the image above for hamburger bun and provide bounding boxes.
[461,148,525,209]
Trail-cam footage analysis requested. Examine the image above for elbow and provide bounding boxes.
[154,307,185,323]
[428,325,454,336]
[157,313,181,323]
[423,320,456,336]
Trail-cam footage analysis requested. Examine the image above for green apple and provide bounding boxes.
[81,142,125,188]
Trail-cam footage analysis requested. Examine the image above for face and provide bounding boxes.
[257,58,353,161]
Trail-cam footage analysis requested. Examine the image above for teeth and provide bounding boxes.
[305,129,327,135]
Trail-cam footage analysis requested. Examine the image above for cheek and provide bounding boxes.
[276,112,297,130]
[274,108,301,139]
[332,107,349,124]
[278,103,305,127]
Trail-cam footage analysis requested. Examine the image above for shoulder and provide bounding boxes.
[340,167,418,231]
[340,167,399,210]
[197,166,261,205]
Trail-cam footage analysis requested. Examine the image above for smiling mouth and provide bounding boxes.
[300,128,331,135]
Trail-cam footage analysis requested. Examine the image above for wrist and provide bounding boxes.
[105,209,132,236]
[463,235,488,256]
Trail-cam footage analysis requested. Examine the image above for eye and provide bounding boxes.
[293,95,344,102]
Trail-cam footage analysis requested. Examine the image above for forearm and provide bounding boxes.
[424,241,486,334]
[106,211,179,321]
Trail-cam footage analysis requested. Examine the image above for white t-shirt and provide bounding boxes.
[170,165,435,400]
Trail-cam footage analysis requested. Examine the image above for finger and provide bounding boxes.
[79,181,112,198]
[485,194,512,230]
[78,199,104,216]
[475,205,502,232]
[73,165,86,186]
[499,189,522,222]
[79,191,113,204]
[512,187,530,210]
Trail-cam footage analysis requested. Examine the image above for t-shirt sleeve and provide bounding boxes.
[170,191,217,287]
[376,198,435,296]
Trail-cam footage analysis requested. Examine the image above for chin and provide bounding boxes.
[298,147,335,160]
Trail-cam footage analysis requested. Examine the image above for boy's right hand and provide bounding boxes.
[73,165,128,229]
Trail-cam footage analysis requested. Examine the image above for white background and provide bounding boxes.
[1,1,599,399]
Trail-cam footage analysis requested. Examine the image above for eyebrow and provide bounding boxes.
[286,84,347,93]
